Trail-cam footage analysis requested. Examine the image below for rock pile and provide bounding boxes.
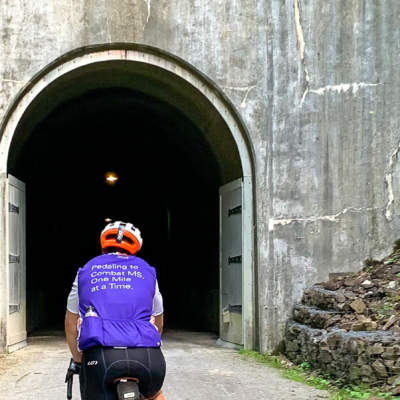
[284,242,400,393]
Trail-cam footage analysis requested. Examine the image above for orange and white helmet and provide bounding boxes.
[100,221,143,255]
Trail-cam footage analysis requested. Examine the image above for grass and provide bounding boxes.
[239,350,393,400]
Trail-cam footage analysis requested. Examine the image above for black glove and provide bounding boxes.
[65,358,81,382]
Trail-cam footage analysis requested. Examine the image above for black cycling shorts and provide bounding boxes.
[79,346,166,400]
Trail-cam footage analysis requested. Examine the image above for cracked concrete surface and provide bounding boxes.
[144,0,152,24]
[269,206,377,231]
[385,140,400,221]
[309,82,382,96]
[222,85,257,108]
[0,331,328,399]
[0,79,28,85]
[294,0,310,107]
[300,82,383,106]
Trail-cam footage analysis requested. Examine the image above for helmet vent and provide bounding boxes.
[122,236,134,245]
[105,234,117,241]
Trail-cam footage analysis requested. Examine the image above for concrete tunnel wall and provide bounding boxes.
[1,1,400,352]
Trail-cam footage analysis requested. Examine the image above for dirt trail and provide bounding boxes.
[0,331,328,399]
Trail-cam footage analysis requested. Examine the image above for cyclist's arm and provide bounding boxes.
[65,310,82,362]
[65,272,82,362]
[152,280,164,335]
[153,313,164,335]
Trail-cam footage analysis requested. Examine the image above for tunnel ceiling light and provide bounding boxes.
[105,171,118,185]
[105,218,112,223]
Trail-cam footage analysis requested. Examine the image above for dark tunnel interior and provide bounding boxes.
[8,88,223,334]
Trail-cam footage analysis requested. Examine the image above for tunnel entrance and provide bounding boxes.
[9,87,224,334]
[0,45,255,351]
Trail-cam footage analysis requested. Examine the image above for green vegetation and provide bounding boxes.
[365,241,400,272]
[370,301,395,321]
[239,350,393,400]
[364,259,381,271]
[393,239,400,252]
[383,249,400,265]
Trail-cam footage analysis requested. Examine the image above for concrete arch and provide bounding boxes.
[0,43,256,349]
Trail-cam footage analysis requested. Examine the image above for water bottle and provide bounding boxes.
[85,306,98,317]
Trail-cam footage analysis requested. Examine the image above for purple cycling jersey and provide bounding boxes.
[78,253,161,350]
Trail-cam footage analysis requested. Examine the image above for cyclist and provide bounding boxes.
[65,221,166,400]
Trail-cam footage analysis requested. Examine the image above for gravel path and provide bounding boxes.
[0,331,329,399]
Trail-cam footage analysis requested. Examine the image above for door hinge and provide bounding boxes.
[9,254,20,263]
[228,205,242,216]
[9,305,20,314]
[227,304,242,313]
[228,255,242,264]
[8,203,19,214]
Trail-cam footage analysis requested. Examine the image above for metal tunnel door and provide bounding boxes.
[219,178,243,345]
[7,175,27,352]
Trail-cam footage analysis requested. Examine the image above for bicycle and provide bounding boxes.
[65,359,141,399]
